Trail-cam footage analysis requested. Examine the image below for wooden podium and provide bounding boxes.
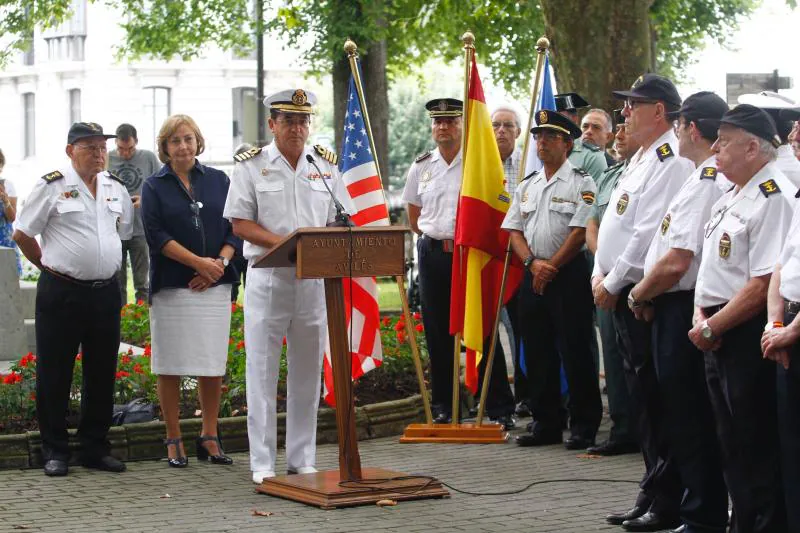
[252,227,449,509]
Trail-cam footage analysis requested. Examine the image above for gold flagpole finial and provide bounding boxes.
[344,38,357,56]
[536,37,550,52]
[461,31,475,47]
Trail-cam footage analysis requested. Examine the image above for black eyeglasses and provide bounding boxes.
[189,201,203,229]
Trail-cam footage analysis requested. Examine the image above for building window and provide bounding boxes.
[43,0,87,62]
[232,87,262,148]
[68,89,81,124]
[23,93,35,158]
[142,87,171,151]
[22,39,34,66]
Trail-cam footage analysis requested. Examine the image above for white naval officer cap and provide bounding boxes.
[263,89,317,114]
[737,91,796,109]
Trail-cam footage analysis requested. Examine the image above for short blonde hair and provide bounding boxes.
[156,114,205,164]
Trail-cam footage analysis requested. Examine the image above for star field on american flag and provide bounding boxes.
[341,91,374,171]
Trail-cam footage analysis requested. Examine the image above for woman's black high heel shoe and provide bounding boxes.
[196,435,233,465]
[164,437,188,468]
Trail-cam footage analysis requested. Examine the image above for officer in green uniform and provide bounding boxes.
[585,110,641,457]
[555,93,608,182]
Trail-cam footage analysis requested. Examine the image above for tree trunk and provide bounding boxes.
[539,0,653,114]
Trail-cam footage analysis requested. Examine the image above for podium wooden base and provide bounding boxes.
[255,468,450,509]
[399,422,508,444]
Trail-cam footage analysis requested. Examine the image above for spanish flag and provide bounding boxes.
[450,56,523,395]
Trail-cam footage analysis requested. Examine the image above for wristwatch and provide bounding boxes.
[700,320,716,341]
[523,255,535,269]
[627,291,652,310]
[217,256,230,267]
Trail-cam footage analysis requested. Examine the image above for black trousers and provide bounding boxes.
[613,285,681,516]
[503,289,529,405]
[705,309,786,533]
[652,291,727,531]
[517,255,602,439]
[35,270,122,461]
[778,308,800,533]
[417,236,514,416]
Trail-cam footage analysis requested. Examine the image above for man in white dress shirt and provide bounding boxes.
[690,104,795,533]
[224,89,343,484]
[13,122,133,477]
[594,74,693,531]
[628,92,730,533]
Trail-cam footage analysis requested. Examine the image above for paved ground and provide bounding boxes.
[0,413,662,533]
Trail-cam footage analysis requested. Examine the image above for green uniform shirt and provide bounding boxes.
[593,160,626,223]
[568,139,608,183]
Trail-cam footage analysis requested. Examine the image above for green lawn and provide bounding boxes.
[125,270,402,311]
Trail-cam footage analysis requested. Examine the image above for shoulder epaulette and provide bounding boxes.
[234,147,262,163]
[655,143,674,162]
[583,142,601,152]
[106,171,125,185]
[314,145,338,165]
[521,170,538,182]
[415,151,432,163]
[604,161,624,173]
[759,179,781,198]
[700,167,718,180]
[41,171,64,184]
[573,167,591,177]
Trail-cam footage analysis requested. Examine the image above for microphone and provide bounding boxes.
[305,154,353,227]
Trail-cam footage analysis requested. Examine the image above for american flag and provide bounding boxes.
[321,75,390,406]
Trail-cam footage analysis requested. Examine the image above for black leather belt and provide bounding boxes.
[785,298,800,315]
[44,267,116,288]
[423,235,454,253]
[702,303,727,317]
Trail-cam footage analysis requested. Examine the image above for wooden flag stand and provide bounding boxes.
[253,227,449,509]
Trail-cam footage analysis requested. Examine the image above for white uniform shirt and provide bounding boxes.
[695,163,795,307]
[643,156,731,292]
[501,159,596,259]
[778,198,800,302]
[593,129,695,294]
[402,148,462,240]
[15,165,133,280]
[223,143,345,261]
[776,144,800,188]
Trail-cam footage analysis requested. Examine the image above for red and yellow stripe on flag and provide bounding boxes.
[449,56,523,395]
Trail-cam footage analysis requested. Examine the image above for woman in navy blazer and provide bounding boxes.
[141,114,240,468]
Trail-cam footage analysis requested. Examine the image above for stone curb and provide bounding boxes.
[0,394,426,470]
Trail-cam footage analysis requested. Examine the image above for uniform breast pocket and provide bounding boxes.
[715,218,746,264]
[255,180,285,194]
[549,201,577,225]
[418,176,444,197]
[55,199,85,216]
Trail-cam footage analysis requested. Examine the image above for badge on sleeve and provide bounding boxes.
[701,167,718,180]
[581,191,595,205]
[522,192,529,203]
[661,213,671,235]
[758,179,780,197]
[719,232,731,259]
[616,193,629,215]
[656,143,674,162]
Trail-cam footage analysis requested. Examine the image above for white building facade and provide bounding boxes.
[0,0,322,200]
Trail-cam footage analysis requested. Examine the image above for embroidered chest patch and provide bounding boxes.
[719,232,731,259]
[661,213,671,235]
[616,193,629,215]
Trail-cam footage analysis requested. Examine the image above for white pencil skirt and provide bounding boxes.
[150,285,232,377]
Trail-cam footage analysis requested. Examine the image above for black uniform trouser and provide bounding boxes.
[35,270,122,461]
[597,305,635,443]
[503,289,529,405]
[517,255,602,439]
[652,291,727,531]
[417,236,514,416]
[778,307,800,533]
[613,285,681,516]
[704,308,786,533]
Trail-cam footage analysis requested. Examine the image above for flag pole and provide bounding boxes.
[475,36,550,427]
[450,30,475,426]
[343,39,433,425]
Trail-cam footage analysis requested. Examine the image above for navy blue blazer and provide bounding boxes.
[141,161,240,296]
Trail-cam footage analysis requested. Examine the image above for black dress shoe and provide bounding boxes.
[514,402,531,417]
[44,459,68,477]
[515,432,562,447]
[606,505,648,525]
[81,455,126,472]
[564,435,594,450]
[587,439,640,456]
[433,412,452,424]
[622,511,680,532]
